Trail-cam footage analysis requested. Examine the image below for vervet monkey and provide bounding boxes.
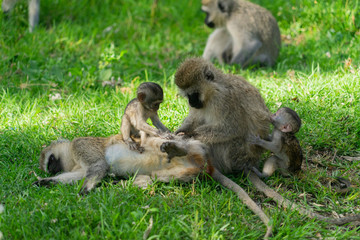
[174,58,360,233]
[34,134,207,194]
[35,134,273,238]
[121,82,171,153]
[201,0,281,68]
[2,0,40,32]
[250,107,303,178]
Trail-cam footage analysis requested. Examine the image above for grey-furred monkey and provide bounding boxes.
[34,134,208,194]
[121,82,171,154]
[2,0,40,32]
[201,0,281,68]
[174,58,360,237]
[250,107,303,178]
[35,133,274,238]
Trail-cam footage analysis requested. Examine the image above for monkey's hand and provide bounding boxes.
[248,134,261,145]
[125,139,140,151]
[160,133,174,140]
[160,141,187,163]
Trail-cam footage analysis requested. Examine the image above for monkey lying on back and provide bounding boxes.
[201,0,281,68]
[250,107,303,178]
[35,134,274,238]
[121,82,171,153]
[34,134,207,194]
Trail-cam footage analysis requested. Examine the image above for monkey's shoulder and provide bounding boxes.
[124,98,140,112]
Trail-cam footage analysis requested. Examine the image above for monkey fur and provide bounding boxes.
[174,58,360,237]
[121,82,171,153]
[250,107,303,178]
[201,0,281,68]
[35,134,208,194]
[2,0,40,32]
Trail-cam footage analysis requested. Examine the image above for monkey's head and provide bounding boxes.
[271,107,301,133]
[39,139,70,174]
[175,58,222,109]
[137,82,164,112]
[201,0,234,28]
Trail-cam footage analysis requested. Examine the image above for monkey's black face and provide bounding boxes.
[187,92,204,109]
[48,154,62,174]
[203,12,215,28]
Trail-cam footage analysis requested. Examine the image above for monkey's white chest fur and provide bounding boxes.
[105,144,168,177]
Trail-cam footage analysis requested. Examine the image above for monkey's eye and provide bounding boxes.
[218,2,226,12]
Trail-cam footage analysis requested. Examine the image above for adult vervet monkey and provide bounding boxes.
[2,0,40,32]
[201,0,281,67]
[174,58,360,232]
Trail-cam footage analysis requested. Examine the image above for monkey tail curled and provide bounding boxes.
[248,172,360,226]
[212,168,273,239]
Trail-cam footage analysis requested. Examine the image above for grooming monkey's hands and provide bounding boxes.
[248,134,261,145]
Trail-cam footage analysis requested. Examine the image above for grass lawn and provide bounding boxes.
[0,0,359,239]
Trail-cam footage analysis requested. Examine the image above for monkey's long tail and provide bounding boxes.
[248,172,360,225]
[212,168,273,239]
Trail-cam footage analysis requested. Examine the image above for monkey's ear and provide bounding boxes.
[137,92,146,102]
[203,66,214,81]
[218,0,232,13]
[280,124,293,133]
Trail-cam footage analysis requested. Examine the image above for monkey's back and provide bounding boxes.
[232,0,281,63]
[209,74,271,174]
[282,134,303,173]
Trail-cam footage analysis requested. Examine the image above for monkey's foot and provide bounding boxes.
[133,175,153,189]
[33,178,57,187]
[160,142,187,161]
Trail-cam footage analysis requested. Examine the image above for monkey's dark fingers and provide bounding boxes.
[32,179,57,187]
[78,187,90,196]
[138,147,145,154]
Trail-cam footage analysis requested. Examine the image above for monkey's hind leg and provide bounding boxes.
[80,161,110,195]
[28,0,40,32]
[33,170,86,187]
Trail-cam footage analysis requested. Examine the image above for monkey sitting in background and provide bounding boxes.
[201,0,281,68]
[249,107,303,178]
[2,0,40,33]
[121,82,171,154]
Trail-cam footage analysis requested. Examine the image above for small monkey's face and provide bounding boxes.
[147,99,163,112]
[175,58,218,109]
[201,0,231,28]
[271,108,301,133]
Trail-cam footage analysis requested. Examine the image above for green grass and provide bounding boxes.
[0,0,359,239]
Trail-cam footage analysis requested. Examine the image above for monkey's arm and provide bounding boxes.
[249,134,281,154]
[228,28,262,67]
[136,118,161,137]
[150,115,171,133]
[175,116,198,135]
[121,115,139,150]
[193,124,238,144]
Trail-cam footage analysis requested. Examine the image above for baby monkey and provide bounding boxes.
[250,107,303,178]
[121,82,171,153]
